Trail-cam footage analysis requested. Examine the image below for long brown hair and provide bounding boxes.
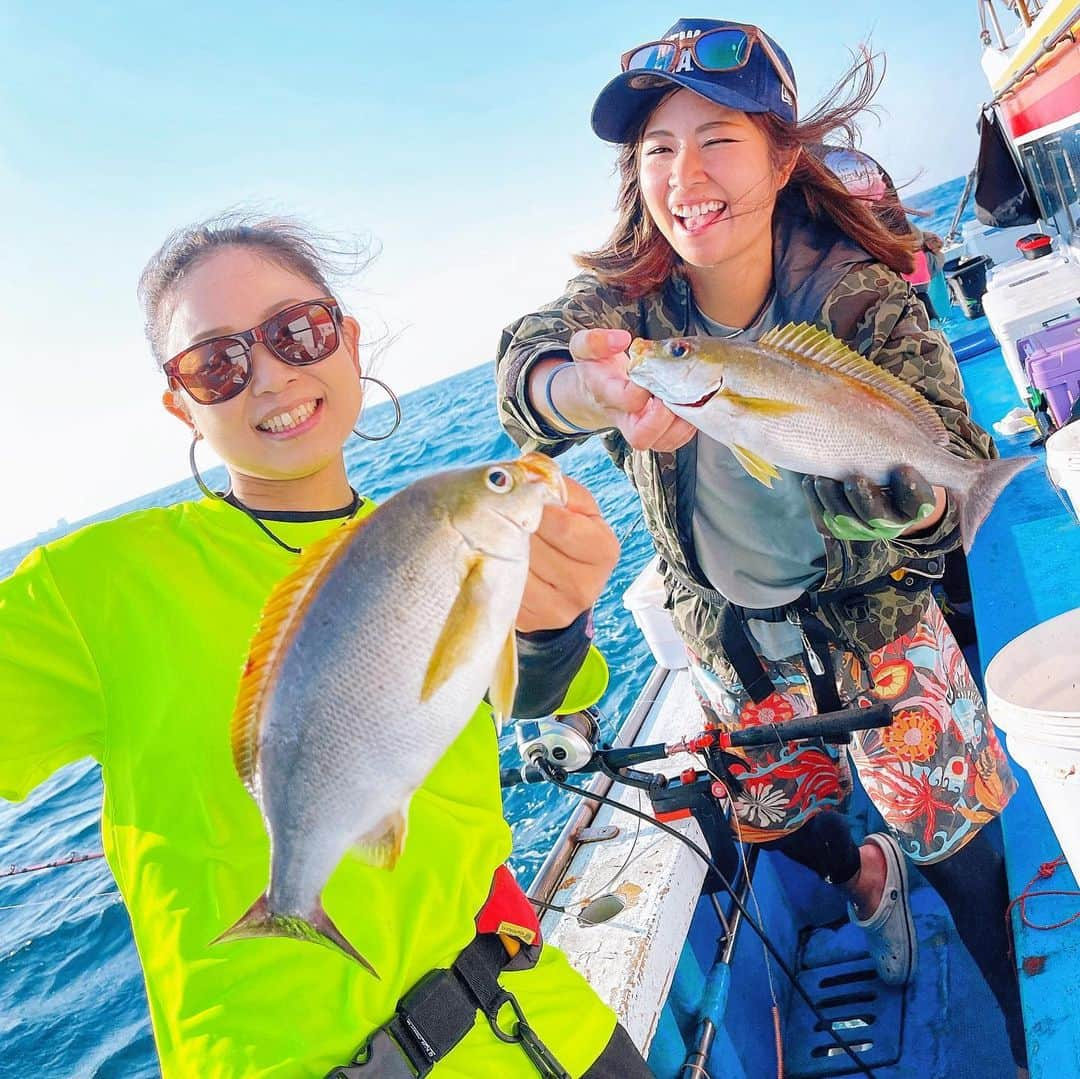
[576,48,917,298]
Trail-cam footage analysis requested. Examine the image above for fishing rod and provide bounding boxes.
[507,701,894,1079]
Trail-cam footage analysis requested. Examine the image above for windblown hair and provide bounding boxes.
[137,211,374,366]
[576,48,917,298]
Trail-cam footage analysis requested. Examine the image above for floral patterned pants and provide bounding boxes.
[687,596,1016,864]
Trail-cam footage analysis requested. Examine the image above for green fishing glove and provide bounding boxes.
[802,466,937,542]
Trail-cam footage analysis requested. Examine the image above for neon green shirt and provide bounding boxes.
[0,497,616,1077]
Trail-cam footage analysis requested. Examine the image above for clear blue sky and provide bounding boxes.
[1,1,993,547]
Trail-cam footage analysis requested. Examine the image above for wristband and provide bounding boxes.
[543,363,592,435]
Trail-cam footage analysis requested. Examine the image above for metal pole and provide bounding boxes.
[946,168,979,245]
[680,847,761,1079]
[987,0,1009,49]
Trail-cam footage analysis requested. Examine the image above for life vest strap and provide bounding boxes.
[326,866,563,1078]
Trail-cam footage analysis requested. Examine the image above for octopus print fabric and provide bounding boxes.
[688,597,1016,863]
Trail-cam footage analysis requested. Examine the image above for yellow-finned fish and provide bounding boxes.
[214,453,566,976]
[627,323,1035,552]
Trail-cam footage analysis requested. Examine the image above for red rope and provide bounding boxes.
[0,851,105,879]
[1006,856,1080,932]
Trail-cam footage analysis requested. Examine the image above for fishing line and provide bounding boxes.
[616,511,646,548]
[529,789,648,921]
[578,787,645,906]
[0,889,119,913]
[698,756,780,1001]
[535,758,877,1078]
[699,756,784,1079]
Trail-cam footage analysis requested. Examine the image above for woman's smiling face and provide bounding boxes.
[638,89,788,274]
[161,246,363,486]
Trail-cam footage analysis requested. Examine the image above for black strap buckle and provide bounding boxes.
[485,990,572,1079]
[325,1028,418,1078]
[327,935,570,1078]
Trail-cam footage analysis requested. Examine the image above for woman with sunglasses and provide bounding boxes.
[497,17,1027,1074]
[0,215,656,1078]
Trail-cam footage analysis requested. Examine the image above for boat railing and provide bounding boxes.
[984,1,1080,103]
[980,0,1046,49]
[526,664,669,904]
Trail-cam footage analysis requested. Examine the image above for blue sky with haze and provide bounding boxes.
[1,1,994,546]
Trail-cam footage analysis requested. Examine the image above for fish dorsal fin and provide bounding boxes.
[758,323,950,447]
[231,513,371,794]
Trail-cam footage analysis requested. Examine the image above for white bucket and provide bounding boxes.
[623,558,688,670]
[1046,422,1080,521]
[984,608,1080,874]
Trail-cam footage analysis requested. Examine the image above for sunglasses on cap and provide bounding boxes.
[163,298,343,406]
[621,24,798,106]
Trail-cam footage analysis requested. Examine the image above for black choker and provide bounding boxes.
[224,490,363,554]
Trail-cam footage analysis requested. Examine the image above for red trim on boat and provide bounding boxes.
[1000,31,1080,140]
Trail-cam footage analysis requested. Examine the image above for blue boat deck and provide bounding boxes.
[963,343,1080,1076]
[647,335,1080,1079]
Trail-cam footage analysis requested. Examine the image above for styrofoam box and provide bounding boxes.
[983,255,1080,403]
[1046,421,1080,520]
[623,558,688,670]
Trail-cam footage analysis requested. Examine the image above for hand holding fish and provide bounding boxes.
[802,467,946,542]
[516,477,620,633]
[569,329,697,451]
[531,329,696,451]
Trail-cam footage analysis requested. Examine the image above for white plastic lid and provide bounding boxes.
[623,557,668,611]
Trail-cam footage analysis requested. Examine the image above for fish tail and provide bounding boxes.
[955,455,1037,553]
[212,893,380,978]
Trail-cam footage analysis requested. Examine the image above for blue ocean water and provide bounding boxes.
[0,175,979,1076]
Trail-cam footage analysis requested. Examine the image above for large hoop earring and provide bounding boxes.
[188,434,231,500]
[353,374,402,442]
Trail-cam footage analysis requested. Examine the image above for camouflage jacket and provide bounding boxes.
[495,193,996,676]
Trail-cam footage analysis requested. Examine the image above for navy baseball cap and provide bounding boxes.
[591,18,798,144]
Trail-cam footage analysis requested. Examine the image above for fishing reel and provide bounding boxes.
[515,707,601,775]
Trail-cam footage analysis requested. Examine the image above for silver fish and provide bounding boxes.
[627,323,1035,552]
[215,453,566,975]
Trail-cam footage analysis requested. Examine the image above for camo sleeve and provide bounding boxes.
[820,264,996,554]
[495,273,642,458]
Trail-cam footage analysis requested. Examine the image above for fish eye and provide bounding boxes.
[485,467,514,493]
[668,341,689,358]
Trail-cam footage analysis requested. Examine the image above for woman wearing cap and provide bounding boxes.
[496,18,1026,1072]
[0,214,654,1078]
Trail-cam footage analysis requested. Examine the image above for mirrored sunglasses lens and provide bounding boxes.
[268,303,338,364]
[181,340,249,403]
[695,28,750,71]
[626,42,676,72]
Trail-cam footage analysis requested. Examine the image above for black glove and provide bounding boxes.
[802,465,937,542]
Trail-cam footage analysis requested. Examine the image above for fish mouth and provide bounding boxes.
[626,338,647,373]
[515,452,567,505]
[672,388,720,408]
